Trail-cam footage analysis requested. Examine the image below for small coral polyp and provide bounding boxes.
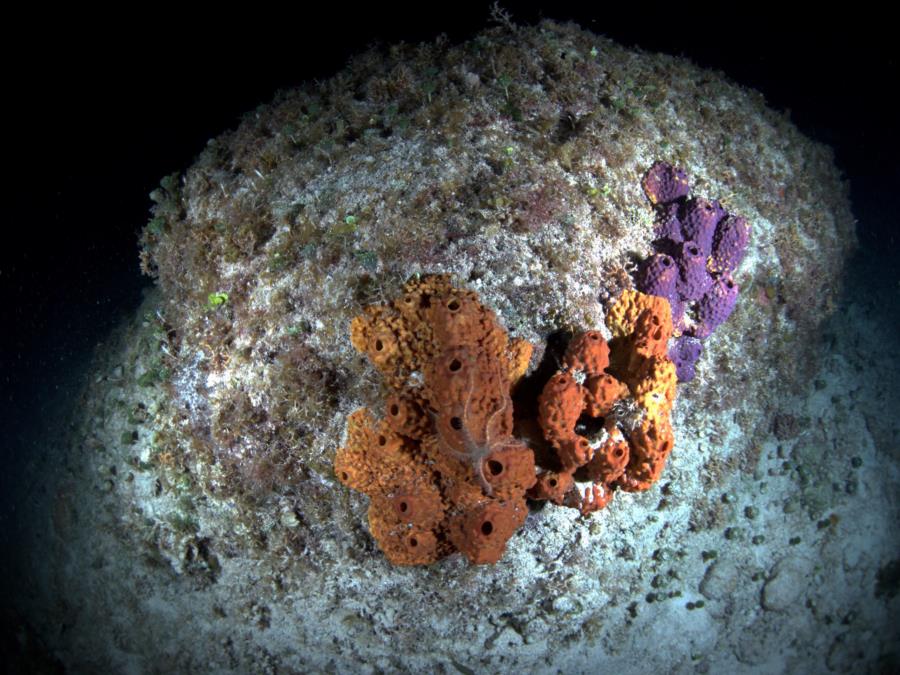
[336,275,535,565]
[336,275,682,565]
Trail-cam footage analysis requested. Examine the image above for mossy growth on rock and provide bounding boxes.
[136,19,853,549]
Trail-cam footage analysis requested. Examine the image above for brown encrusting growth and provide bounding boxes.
[335,274,535,565]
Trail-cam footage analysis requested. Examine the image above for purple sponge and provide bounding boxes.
[669,297,686,332]
[636,253,678,301]
[710,215,750,275]
[669,336,703,383]
[633,159,749,386]
[654,202,683,243]
[680,197,725,257]
[675,241,714,301]
[693,276,739,338]
[642,161,690,206]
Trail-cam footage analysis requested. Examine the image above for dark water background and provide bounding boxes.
[2,6,897,668]
[4,10,897,438]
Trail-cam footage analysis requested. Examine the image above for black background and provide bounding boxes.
[3,5,897,430]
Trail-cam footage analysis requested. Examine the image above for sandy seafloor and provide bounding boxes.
[5,21,900,674]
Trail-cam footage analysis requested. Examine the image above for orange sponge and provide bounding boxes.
[335,275,535,565]
[531,289,679,514]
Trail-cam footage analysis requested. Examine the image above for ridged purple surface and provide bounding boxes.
[669,335,703,382]
[637,253,678,301]
[642,160,690,205]
[675,241,714,301]
[654,202,684,243]
[680,197,726,258]
[710,215,750,275]
[693,276,739,338]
